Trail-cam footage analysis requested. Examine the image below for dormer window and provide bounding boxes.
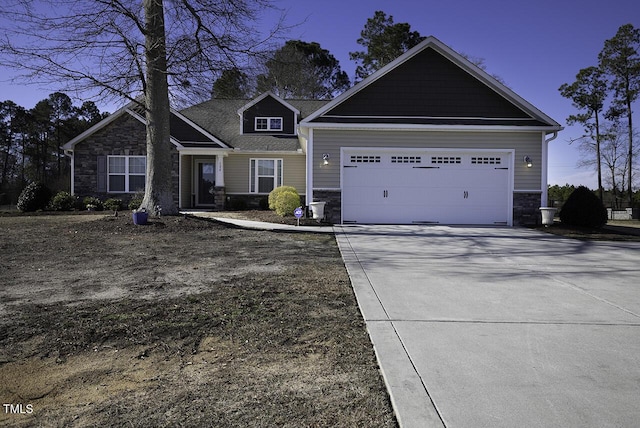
[255,117,283,131]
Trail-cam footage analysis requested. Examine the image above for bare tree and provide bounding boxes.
[0,0,285,214]
[256,40,350,100]
[559,66,609,201]
[599,24,640,206]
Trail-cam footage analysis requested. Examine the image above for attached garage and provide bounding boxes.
[341,149,512,225]
[300,37,562,225]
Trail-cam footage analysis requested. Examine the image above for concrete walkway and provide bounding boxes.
[185,212,333,233]
[334,225,640,428]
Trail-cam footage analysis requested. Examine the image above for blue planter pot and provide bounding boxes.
[132,211,148,225]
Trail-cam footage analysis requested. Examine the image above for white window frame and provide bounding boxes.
[255,117,283,131]
[249,158,283,193]
[107,155,146,193]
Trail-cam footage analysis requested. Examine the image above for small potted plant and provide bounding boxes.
[132,207,148,225]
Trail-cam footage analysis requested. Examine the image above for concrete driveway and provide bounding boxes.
[334,225,640,428]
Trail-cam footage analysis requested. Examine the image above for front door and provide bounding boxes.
[196,160,216,206]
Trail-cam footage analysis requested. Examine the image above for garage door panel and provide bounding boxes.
[342,150,511,225]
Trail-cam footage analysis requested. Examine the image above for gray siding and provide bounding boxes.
[312,129,543,190]
[224,153,306,194]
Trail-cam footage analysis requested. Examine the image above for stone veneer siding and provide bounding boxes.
[212,186,226,211]
[313,189,542,225]
[312,190,341,224]
[72,113,179,207]
[513,192,542,226]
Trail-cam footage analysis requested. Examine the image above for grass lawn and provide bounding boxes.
[0,213,397,427]
[532,219,640,242]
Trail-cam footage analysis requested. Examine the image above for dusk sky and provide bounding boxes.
[1,0,639,189]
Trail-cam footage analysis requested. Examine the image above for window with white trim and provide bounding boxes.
[108,155,146,193]
[250,158,283,193]
[255,117,283,131]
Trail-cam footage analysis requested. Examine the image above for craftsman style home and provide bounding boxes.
[63,36,562,225]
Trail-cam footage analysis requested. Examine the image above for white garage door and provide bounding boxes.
[341,149,512,225]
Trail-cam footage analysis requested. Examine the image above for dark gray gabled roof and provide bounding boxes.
[180,98,329,151]
[303,36,562,131]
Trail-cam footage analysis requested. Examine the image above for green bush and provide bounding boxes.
[128,193,144,211]
[104,198,123,211]
[273,190,300,217]
[49,191,76,211]
[83,196,103,211]
[17,182,51,212]
[559,186,607,228]
[268,186,298,210]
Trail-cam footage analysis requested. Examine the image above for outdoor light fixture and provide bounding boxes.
[322,153,330,165]
[524,155,532,168]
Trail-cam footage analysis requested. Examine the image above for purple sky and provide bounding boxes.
[2,0,639,188]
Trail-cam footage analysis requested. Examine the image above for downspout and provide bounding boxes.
[542,131,558,208]
[64,149,74,195]
[305,128,314,208]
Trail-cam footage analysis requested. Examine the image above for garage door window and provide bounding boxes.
[391,156,422,164]
[431,156,461,164]
[350,155,381,163]
[471,157,502,165]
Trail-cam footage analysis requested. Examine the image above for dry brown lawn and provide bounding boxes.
[0,213,397,427]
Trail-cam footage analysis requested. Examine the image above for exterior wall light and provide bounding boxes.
[524,155,532,168]
[322,153,330,165]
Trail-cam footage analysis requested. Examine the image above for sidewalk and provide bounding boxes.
[185,211,334,233]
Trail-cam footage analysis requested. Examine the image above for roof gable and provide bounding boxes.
[168,110,229,148]
[63,100,230,151]
[62,103,138,150]
[181,97,329,151]
[303,36,561,129]
[237,92,300,115]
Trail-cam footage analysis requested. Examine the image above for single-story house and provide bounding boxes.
[63,36,562,225]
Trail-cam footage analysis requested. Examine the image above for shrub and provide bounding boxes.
[17,182,51,212]
[49,191,76,211]
[128,193,144,211]
[559,186,607,228]
[268,186,298,210]
[103,198,123,211]
[83,196,103,211]
[273,190,300,217]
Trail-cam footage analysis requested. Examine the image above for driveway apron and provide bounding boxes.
[334,225,640,428]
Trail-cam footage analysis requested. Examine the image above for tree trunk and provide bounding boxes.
[595,113,603,202]
[627,99,633,207]
[140,0,178,215]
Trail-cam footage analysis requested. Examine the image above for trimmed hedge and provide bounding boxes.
[273,190,300,217]
[559,186,607,228]
[49,191,76,211]
[83,196,103,211]
[103,198,123,211]
[128,193,144,211]
[17,182,51,212]
[268,186,298,210]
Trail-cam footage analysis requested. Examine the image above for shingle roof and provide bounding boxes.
[180,98,328,151]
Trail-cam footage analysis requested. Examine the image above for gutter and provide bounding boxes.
[541,131,560,208]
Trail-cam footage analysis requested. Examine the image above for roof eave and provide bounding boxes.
[301,122,563,133]
[62,101,140,150]
[236,91,301,115]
